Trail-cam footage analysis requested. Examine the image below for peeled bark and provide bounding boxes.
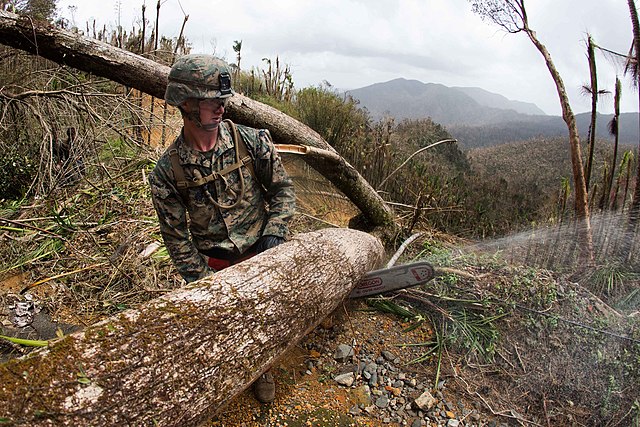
[0,228,384,426]
[0,10,395,228]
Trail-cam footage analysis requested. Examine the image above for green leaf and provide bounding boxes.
[0,335,48,347]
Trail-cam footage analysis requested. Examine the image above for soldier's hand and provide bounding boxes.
[255,235,285,253]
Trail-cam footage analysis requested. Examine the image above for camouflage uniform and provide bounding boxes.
[149,121,296,283]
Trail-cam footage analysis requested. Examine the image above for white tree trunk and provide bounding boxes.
[0,228,384,426]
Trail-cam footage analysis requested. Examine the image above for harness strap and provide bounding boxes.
[225,119,258,181]
[169,120,258,207]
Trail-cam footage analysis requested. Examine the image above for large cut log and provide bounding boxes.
[0,10,395,228]
[0,228,384,426]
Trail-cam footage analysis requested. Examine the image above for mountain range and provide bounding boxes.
[346,78,639,149]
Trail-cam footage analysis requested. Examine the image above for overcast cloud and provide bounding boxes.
[57,0,635,116]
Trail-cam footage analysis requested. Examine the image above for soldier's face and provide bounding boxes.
[183,98,225,131]
[199,99,224,131]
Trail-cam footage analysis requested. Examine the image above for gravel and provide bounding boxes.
[326,342,493,426]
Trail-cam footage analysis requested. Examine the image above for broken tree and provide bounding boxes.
[0,10,395,229]
[0,228,384,426]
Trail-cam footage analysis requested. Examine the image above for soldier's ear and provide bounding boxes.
[179,99,196,113]
[176,100,193,119]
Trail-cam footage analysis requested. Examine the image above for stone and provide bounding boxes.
[385,385,402,397]
[364,362,378,374]
[334,372,355,387]
[334,344,354,362]
[413,390,437,411]
[351,384,372,407]
[375,395,390,408]
[381,350,397,361]
[369,371,378,387]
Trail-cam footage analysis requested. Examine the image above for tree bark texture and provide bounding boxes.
[0,10,395,228]
[585,35,597,190]
[0,228,385,426]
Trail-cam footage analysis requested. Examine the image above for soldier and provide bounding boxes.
[149,54,296,403]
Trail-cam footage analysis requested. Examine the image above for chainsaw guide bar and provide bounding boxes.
[350,261,435,298]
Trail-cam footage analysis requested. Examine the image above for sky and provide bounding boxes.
[56,0,637,116]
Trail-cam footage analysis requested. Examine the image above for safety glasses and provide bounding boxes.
[199,98,227,109]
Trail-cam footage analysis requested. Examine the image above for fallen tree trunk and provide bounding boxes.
[0,10,395,228]
[0,228,384,426]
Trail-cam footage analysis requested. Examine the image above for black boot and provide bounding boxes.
[252,370,275,403]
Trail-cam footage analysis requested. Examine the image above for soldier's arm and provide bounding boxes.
[253,129,296,238]
[149,164,212,283]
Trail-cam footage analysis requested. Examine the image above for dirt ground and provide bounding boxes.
[1,242,639,427]
[205,300,441,427]
[201,261,640,427]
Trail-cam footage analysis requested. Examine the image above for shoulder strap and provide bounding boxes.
[227,120,270,195]
[223,119,257,181]
[168,141,190,202]
[168,121,262,205]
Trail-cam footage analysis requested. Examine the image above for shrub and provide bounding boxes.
[0,150,37,200]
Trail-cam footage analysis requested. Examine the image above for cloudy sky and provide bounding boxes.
[57,0,635,116]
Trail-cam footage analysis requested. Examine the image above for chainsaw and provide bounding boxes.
[349,261,435,298]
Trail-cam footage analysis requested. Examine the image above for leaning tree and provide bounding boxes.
[469,0,594,260]
[0,9,396,230]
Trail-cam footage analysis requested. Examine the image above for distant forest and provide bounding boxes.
[345,78,639,151]
[449,112,640,150]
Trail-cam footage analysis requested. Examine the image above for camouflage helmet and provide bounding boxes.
[165,54,234,106]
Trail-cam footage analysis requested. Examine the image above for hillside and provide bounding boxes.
[451,112,640,149]
[452,86,545,115]
[346,78,533,126]
[4,192,638,427]
[0,25,638,427]
[346,78,640,148]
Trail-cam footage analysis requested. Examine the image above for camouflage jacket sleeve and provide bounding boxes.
[149,158,212,283]
[242,127,296,238]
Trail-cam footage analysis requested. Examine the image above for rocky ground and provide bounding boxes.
[202,259,640,427]
[2,254,639,427]
[206,299,509,427]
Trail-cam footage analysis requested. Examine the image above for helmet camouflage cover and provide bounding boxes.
[165,54,235,106]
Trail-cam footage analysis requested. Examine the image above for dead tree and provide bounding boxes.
[0,228,385,426]
[0,10,395,229]
[470,0,594,262]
